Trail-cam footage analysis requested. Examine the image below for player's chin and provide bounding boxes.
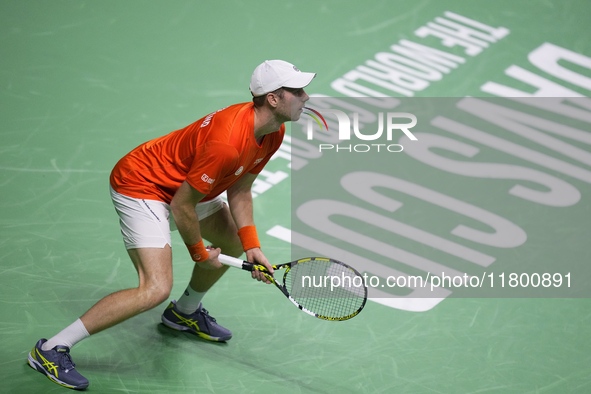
[290,111,303,121]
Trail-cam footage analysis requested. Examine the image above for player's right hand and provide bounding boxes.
[199,246,223,270]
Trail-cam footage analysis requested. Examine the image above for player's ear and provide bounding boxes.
[266,92,279,108]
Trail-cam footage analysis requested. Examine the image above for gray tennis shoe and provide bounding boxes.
[161,301,232,342]
[28,338,89,390]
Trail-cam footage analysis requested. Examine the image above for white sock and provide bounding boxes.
[175,285,207,314]
[42,318,90,351]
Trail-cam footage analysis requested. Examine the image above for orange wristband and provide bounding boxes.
[186,240,209,263]
[237,225,260,251]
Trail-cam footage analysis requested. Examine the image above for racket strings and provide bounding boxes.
[285,259,366,319]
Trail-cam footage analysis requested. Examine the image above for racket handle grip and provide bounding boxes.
[218,254,250,270]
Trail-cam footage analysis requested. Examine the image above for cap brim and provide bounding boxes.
[282,72,316,89]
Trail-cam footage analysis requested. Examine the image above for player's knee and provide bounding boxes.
[224,242,243,258]
[154,286,172,306]
[210,237,243,258]
[141,283,172,311]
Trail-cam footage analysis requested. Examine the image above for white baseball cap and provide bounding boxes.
[250,60,316,97]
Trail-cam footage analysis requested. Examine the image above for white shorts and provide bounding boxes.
[110,185,225,249]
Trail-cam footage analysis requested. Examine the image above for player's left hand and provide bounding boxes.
[246,247,274,284]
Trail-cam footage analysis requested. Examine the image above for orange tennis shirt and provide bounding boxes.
[109,102,284,203]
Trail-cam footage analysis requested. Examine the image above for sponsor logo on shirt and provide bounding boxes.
[235,166,244,176]
[201,173,215,184]
[200,106,228,128]
[253,158,263,165]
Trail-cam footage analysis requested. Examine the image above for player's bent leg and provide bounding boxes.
[200,202,243,256]
[187,202,243,292]
[80,246,173,335]
[29,246,173,390]
[161,204,238,342]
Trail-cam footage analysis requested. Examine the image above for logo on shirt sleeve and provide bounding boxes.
[201,173,215,184]
[200,106,229,128]
[253,158,263,165]
[235,166,244,176]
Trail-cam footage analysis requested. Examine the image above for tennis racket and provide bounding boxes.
[218,254,367,321]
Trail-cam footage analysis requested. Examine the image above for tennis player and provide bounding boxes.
[27,60,315,390]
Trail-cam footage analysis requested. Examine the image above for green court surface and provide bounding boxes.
[2,1,591,393]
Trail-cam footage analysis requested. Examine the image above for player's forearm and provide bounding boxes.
[227,186,255,229]
[228,186,263,253]
[227,173,261,252]
[227,172,258,229]
[170,180,207,246]
[171,203,203,246]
